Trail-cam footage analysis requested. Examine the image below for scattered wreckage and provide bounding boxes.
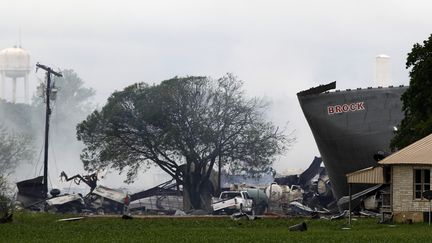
[129,179,183,214]
[87,186,130,214]
[45,194,85,213]
[242,156,384,218]
[268,157,385,218]
[272,156,337,213]
[16,172,130,214]
[25,184,130,214]
[14,157,385,219]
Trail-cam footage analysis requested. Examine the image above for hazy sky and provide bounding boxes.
[2,0,432,191]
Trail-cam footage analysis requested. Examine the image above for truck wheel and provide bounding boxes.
[225,209,234,215]
[96,208,105,215]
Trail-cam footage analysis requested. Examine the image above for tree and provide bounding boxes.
[34,69,95,134]
[0,100,36,195]
[0,101,35,133]
[391,34,432,150]
[32,69,95,158]
[0,125,33,205]
[0,126,33,176]
[77,74,292,210]
[0,69,93,198]
[50,69,95,118]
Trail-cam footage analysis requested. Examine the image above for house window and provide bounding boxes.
[414,169,431,199]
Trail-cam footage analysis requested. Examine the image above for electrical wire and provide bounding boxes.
[29,145,44,178]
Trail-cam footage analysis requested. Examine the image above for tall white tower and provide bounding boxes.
[375,54,391,87]
[0,46,31,103]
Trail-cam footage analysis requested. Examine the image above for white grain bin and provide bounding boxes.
[375,54,391,87]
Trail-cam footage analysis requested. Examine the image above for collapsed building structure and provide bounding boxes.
[16,171,130,214]
[16,156,340,217]
[297,82,406,211]
[269,156,337,214]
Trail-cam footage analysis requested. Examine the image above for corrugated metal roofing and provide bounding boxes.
[379,133,432,165]
[346,166,385,184]
[337,184,383,205]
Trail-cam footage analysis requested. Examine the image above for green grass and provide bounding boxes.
[2,213,432,242]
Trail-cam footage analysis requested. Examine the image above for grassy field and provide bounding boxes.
[2,213,432,242]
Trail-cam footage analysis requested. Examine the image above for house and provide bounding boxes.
[346,133,432,223]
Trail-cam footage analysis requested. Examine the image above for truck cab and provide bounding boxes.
[212,191,253,214]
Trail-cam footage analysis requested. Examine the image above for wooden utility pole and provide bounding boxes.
[348,183,352,226]
[36,63,62,198]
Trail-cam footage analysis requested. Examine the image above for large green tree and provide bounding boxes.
[391,34,432,150]
[77,74,291,210]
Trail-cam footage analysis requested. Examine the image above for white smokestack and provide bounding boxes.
[375,54,391,87]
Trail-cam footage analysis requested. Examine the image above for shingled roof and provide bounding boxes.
[379,133,432,165]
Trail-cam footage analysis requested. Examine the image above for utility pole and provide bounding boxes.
[218,155,221,194]
[36,63,62,198]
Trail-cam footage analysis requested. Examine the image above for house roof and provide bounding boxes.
[346,166,385,184]
[379,133,432,165]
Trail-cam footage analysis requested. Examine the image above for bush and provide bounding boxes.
[0,176,12,218]
[0,195,10,217]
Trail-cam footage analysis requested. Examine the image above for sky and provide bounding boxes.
[1,0,432,192]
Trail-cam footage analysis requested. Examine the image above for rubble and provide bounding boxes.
[267,157,338,215]
[121,215,133,220]
[60,171,98,193]
[16,176,45,209]
[45,194,85,213]
[57,217,84,222]
[13,156,383,218]
[174,209,187,216]
[337,184,385,211]
[288,222,307,232]
[16,175,130,215]
[129,179,182,214]
[230,211,259,221]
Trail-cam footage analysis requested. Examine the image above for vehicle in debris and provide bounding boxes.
[212,191,253,214]
[241,188,268,215]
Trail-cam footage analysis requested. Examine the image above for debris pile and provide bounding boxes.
[15,172,131,215]
[269,157,337,215]
[14,157,384,218]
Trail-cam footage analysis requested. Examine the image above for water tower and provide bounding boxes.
[0,46,31,103]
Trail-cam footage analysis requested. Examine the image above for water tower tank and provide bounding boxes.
[0,46,31,103]
[0,46,31,78]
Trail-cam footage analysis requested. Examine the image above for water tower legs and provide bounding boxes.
[24,74,29,104]
[12,78,17,103]
[0,72,4,99]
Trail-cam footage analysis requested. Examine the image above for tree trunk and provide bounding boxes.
[182,175,213,212]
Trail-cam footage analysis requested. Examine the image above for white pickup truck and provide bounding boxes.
[212,191,253,214]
